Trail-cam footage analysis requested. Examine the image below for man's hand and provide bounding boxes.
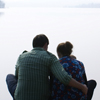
[68,78,88,95]
[81,84,88,95]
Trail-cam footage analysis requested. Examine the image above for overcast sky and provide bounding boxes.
[3,0,100,7]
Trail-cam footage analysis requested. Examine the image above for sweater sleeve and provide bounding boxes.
[50,54,72,85]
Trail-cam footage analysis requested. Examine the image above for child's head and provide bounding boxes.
[57,41,73,58]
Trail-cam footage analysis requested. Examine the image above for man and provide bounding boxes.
[6,34,88,100]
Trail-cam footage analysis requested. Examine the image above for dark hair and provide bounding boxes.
[22,50,28,53]
[32,34,49,48]
[57,41,73,56]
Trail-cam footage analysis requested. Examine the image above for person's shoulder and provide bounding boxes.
[46,51,57,58]
[46,51,59,62]
[75,59,84,67]
[18,50,30,58]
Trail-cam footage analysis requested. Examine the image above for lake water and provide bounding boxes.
[0,7,100,100]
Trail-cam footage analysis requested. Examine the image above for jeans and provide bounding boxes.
[6,74,97,100]
[87,80,97,100]
[6,74,17,100]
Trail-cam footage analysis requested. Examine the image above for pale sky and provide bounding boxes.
[3,0,100,7]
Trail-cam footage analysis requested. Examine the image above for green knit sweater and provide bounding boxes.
[14,47,72,100]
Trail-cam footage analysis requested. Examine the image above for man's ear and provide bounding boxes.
[44,43,47,46]
[43,43,48,51]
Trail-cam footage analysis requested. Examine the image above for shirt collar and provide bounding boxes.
[59,56,70,60]
[32,47,45,51]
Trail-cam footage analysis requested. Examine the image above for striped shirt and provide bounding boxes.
[14,47,72,100]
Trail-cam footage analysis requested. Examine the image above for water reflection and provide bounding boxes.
[0,12,4,16]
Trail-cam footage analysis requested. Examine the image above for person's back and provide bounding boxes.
[14,48,53,100]
[51,41,87,100]
[51,56,87,100]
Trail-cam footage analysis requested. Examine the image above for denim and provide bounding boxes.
[6,74,17,100]
[87,80,97,100]
[6,74,97,100]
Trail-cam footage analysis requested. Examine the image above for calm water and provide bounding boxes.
[0,7,100,100]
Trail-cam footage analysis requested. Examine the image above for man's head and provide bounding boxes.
[32,34,49,51]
